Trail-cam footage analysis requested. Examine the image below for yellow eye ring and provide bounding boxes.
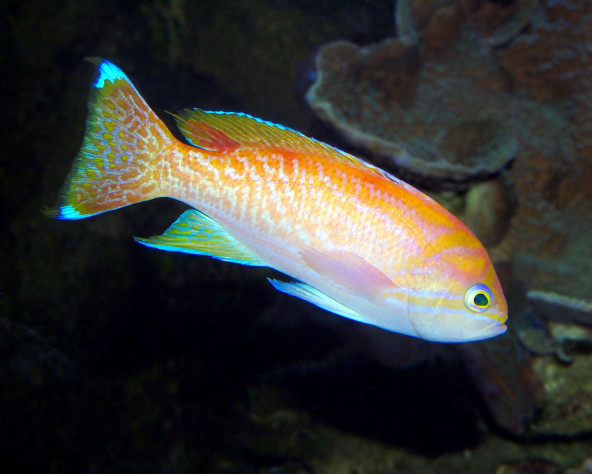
[465,284,493,312]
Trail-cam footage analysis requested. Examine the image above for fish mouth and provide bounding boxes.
[475,320,508,340]
[491,312,508,325]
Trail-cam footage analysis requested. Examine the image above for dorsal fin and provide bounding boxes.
[173,109,401,183]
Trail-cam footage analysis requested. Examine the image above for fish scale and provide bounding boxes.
[185,154,375,254]
[51,58,508,343]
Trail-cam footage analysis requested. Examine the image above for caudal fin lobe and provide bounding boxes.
[52,58,174,219]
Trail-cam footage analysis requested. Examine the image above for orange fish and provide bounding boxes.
[52,59,508,342]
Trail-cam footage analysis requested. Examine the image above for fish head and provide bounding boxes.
[405,246,508,343]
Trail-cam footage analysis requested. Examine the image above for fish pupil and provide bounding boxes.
[474,293,489,307]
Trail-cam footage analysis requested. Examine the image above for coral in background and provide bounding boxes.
[528,291,592,327]
[491,0,592,300]
[464,178,514,247]
[307,0,566,184]
[396,0,538,48]
[307,36,530,182]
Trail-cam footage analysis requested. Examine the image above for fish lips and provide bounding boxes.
[475,320,508,341]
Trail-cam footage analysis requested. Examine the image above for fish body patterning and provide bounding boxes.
[52,59,508,342]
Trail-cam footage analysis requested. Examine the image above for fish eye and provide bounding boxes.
[464,284,493,313]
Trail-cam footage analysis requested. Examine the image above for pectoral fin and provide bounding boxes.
[134,209,266,266]
[299,247,396,301]
[268,279,372,324]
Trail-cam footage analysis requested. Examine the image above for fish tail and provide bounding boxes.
[51,58,175,220]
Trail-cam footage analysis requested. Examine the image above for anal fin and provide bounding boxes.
[135,209,266,266]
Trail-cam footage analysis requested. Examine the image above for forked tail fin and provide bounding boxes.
[51,58,175,219]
